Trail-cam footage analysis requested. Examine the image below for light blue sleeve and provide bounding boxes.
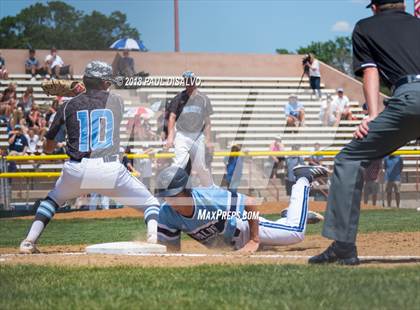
[285,104,292,116]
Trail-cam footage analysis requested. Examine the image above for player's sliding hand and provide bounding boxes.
[237,240,259,254]
[353,116,373,139]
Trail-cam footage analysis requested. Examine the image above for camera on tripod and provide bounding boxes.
[302,54,311,74]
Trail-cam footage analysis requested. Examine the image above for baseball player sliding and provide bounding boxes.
[155,165,327,252]
[19,61,160,254]
[165,71,213,187]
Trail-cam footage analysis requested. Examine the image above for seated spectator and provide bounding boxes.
[9,107,25,130]
[332,88,353,121]
[117,50,136,76]
[17,86,34,116]
[25,128,40,154]
[0,51,8,80]
[223,144,244,193]
[1,83,17,108]
[319,94,338,126]
[8,124,28,155]
[25,49,45,80]
[269,136,285,179]
[384,155,403,208]
[285,94,304,127]
[308,142,324,166]
[0,104,10,126]
[44,47,73,79]
[27,104,41,128]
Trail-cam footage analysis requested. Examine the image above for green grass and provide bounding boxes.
[0,209,419,248]
[1,264,419,310]
[0,218,147,248]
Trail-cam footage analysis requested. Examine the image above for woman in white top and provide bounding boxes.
[307,53,322,99]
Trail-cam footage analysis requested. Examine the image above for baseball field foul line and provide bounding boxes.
[1,253,420,261]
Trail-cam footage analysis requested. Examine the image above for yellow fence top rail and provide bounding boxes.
[3,150,420,162]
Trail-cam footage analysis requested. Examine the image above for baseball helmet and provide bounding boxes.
[84,60,116,83]
[156,166,189,197]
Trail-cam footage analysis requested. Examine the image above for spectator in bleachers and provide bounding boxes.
[44,47,73,79]
[17,86,34,116]
[306,53,321,98]
[27,104,41,128]
[0,104,10,126]
[269,136,285,179]
[332,88,353,121]
[1,83,17,108]
[384,155,403,208]
[363,159,382,206]
[361,102,368,116]
[223,144,244,193]
[285,94,305,127]
[308,142,324,166]
[285,144,304,196]
[9,107,25,131]
[319,94,338,126]
[0,51,8,80]
[8,124,28,155]
[117,50,136,77]
[25,128,40,154]
[25,49,45,81]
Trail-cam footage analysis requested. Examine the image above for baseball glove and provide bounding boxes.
[41,80,86,97]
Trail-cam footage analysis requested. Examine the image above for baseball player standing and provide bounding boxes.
[310,0,420,265]
[19,61,160,254]
[165,71,213,187]
[155,165,327,252]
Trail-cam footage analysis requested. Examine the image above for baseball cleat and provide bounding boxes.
[280,208,324,224]
[308,241,360,266]
[19,239,40,254]
[293,165,329,183]
[306,211,324,224]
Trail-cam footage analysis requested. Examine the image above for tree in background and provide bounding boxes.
[277,36,353,76]
[0,1,141,50]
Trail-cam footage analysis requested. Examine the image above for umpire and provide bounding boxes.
[310,0,420,265]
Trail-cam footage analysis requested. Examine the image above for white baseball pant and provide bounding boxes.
[173,131,213,186]
[48,158,159,217]
[234,177,311,249]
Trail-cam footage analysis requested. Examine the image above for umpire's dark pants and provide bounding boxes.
[322,83,420,243]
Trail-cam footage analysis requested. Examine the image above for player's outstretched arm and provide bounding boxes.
[237,196,260,253]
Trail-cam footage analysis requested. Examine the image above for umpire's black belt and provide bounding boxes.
[70,155,119,163]
[393,74,420,94]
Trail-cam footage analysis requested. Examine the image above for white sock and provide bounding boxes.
[147,219,158,236]
[26,220,45,243]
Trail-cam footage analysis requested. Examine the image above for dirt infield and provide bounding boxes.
[10,201,381,221]
[1,232,419,268]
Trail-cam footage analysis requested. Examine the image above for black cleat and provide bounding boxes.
[293,165,329,183]
[308,241,360,266]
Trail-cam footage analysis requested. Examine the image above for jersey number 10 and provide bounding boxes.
[77,109,114,152]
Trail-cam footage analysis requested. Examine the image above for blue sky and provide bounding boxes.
[0,0,416,53]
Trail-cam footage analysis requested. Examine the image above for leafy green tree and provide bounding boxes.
[0,1,141,50]
[277,36,353,75]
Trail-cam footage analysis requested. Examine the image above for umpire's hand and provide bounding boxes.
[354,116,375,139]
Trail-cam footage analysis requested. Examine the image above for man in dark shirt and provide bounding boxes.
[8,125,28,155]
[310,0,420,265]
[20,61,160,254]
[165,71,214,187]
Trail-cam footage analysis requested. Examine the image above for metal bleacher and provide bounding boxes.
[1,74,419,204]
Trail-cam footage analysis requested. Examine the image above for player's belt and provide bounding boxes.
[393,75,420,93]
[70,155,119,163]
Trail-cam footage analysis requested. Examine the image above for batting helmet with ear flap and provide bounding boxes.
[156,166,189,197]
